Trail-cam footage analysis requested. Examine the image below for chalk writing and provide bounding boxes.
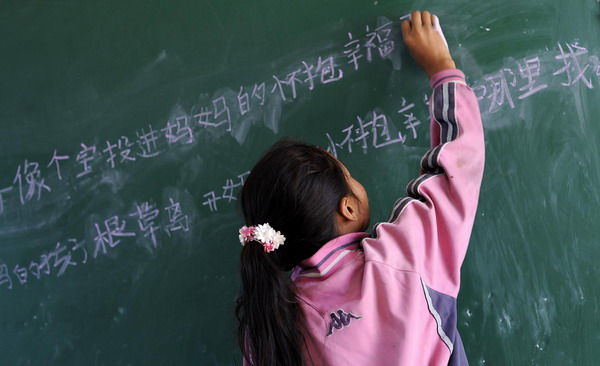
[365,21,395,61]
[93,216,136,258]
[51,240,79,276]
[516,57,548,100]
[13,264,27,285]
[136,125,163,158]
[0,186,12,214]
[202,171,250,212]
[1,29,599,219]
[0,264,12,290]
[129,202,161,247]
[0,196,191,290]
[75,143,97,178]
[29,252,53,280]
[213,96,232,131]
[238,86,251,115]
[592,56,600,76]
[400,99,422,140]
[325,97,424,157]
[164,198,190,235]
[202,191,220,212]
[482,69,517,113]
[0,17,402,217]
[0,237,87,290]
[474,40,599,114]
[271,72,300,101]
[344,20,395,71]
[162,116,194,145]
[251,82,266,106]
[12,160,51,205]
[47,149,70,180]
[316,56,345,84]
[103,136,137,168]
[554,41,594,88]
[344,32,363,71]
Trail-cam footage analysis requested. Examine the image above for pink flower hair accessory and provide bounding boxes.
[239,223,286,253]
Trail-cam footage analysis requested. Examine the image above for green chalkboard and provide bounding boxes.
[1,0,600,364]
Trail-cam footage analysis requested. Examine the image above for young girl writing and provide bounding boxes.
[235,10,485,366]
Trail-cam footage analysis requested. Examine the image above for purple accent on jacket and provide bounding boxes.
[425,284,469,365]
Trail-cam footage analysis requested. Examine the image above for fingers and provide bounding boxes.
[403,10,438,40]
[401,19,411,36]
[410,11,422,27]
[408,10,436,29]
[421,11,432,27]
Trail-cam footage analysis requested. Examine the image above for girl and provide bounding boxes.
[236,11,484,366]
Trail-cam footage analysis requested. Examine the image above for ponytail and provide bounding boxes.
[236,242,304,366]
[235,138,353,366]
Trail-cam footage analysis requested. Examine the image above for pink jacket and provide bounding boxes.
[291,69,485,365]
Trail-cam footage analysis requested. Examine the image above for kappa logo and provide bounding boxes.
[326,309,362,336]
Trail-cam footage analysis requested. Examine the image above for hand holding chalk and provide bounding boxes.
[401,10,456,78]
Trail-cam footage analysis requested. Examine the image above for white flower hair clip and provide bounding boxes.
[239,223,286,253]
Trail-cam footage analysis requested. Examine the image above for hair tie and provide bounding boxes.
[239,223,286,253]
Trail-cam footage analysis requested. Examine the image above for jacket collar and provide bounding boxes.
[291,232,370,281]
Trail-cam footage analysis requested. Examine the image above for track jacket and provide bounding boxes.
[291,69,485,365]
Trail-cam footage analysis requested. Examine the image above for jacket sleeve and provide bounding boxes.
[363,69,485,298]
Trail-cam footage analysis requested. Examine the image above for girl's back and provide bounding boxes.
[237,11,484,366]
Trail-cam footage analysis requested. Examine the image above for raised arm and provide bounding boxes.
[364,11,485,297]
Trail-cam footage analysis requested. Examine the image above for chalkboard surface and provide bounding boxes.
[1,0,600,365]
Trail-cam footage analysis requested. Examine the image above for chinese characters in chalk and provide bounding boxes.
[474,41,599,113]
[202,171,250,212]
[0,18,403,217]
[325,97,425,157]
[0,196,191,291]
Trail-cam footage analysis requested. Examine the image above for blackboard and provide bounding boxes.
[1,0,599,364]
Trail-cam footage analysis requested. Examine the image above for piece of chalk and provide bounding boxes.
[432,15,449,50]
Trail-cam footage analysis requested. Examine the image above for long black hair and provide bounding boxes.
[236,138,354,366]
